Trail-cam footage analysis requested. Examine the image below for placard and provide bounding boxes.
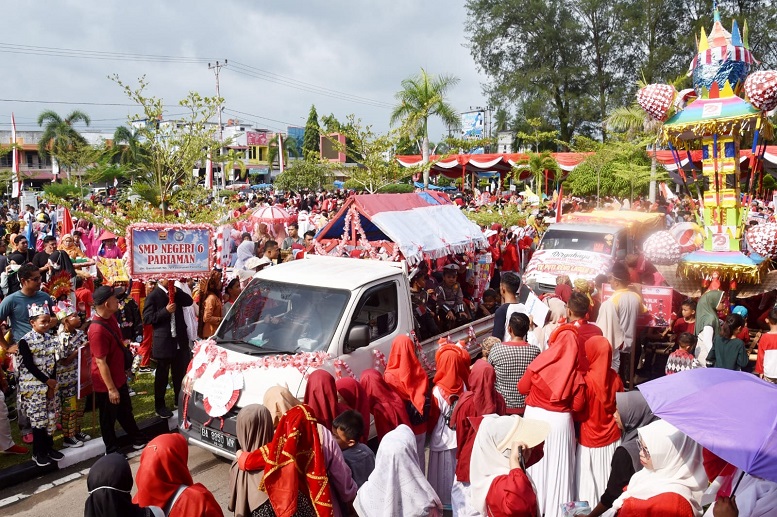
[127,223,214,279]
[601,283,673,327]
[77,344,92,399]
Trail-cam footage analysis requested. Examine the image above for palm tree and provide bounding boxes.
[37,110,91,179]
[607,106,663,203]
[390,68,460,188]
[513,151,560,199]
[112,126,148,165]
[267,134,301,172]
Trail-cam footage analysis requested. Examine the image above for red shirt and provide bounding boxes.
[502,242,519,272]
[618,492,694,517]
[518,366,585,413]
[755,332,777,375]
[87,314,126,392]
[579,375,623,448]
[672,318,695,343]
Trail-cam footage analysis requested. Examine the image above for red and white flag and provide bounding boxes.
[205,153,213,190]
[555,185,563,223]
[278,133,285,173]
[11,113,21,198]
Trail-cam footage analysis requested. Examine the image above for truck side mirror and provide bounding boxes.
[345,324,370,353]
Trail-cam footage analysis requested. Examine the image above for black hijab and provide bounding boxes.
[84,453,150,517]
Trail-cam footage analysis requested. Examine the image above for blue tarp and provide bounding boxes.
[413,182,457,192]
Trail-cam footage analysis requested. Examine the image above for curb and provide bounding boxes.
[0,415,179,491]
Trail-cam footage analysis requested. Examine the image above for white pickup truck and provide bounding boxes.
[178,255,495,458]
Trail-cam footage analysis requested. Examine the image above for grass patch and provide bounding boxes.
[0,370,169,470]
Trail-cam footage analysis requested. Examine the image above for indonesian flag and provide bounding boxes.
[555,185,563,223]
[278,133,285,173]
[11,113,21,198]
[205,153,213,189]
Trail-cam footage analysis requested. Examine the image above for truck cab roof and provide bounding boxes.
[255,255,406,291]
[544,223,623,234]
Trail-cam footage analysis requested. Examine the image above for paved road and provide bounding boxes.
[0,442,233,516]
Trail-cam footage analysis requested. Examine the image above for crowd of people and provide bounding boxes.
[0,187,776,517]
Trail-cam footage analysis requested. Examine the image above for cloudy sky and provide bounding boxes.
[2,1,487,144]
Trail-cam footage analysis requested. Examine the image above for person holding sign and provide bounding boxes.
[142,280,193,420]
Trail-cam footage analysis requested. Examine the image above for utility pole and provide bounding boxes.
[208,59,227,189]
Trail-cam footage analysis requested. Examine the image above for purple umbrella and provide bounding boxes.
[639,368,777,483]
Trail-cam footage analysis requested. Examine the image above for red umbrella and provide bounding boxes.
[250,205,296,224]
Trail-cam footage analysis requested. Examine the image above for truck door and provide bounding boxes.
[341,281,400,375]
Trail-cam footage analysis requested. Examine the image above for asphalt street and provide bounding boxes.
[0,441,233,516]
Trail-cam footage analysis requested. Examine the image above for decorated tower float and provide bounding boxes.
[638,3,777,295]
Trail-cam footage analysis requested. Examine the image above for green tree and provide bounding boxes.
[332,116,408,193]
[466,0,593,145]
[515,118,560,153]
[267,134,301,171]
[37,109,91,179]
[513,151,560,199]
[111,75,221,216]
[390,68,460,189]
[273,152,334,192]
[302,105,320,155]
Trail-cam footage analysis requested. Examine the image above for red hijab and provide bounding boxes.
[525,324,582,402]
[133,433,222,517]
[336,377,371,443]
[554,283,573,303]
[451,359,506,483]
[250,405,334,517]
[304,369,347,430]
[433,344,468,404]
[384,335,429,414]
[359,368,411,439]
[584,336,618,412]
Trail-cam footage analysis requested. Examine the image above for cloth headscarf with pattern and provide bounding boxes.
[253,405,335,517]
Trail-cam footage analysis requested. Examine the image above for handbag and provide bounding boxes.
[91,319,134,371]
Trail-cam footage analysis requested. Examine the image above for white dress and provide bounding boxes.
[427,386,458,509]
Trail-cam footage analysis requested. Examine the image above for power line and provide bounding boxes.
[227,63,392,109]
[228,60,394,108]
[0,42,395,109]
[0,43,211,64]
[222,108,297,128]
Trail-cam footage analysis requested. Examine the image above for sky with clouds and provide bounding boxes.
[2,0,488,143]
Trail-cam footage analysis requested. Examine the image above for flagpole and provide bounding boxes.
[11,113,21,199]
[278,133,285,174]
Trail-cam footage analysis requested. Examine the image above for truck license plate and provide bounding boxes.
[197,424,237,453]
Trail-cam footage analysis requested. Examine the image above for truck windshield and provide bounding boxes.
[538,229,614,255]
[215,279,350,355]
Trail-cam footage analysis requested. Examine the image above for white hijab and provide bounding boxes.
[469,415,541,516]
[354,424,442,517]
[234,240,255,270]
[612,420,707,516]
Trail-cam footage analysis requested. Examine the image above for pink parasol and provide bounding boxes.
[250,205,296,225]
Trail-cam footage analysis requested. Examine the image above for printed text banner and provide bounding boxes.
[128,224,214,279]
